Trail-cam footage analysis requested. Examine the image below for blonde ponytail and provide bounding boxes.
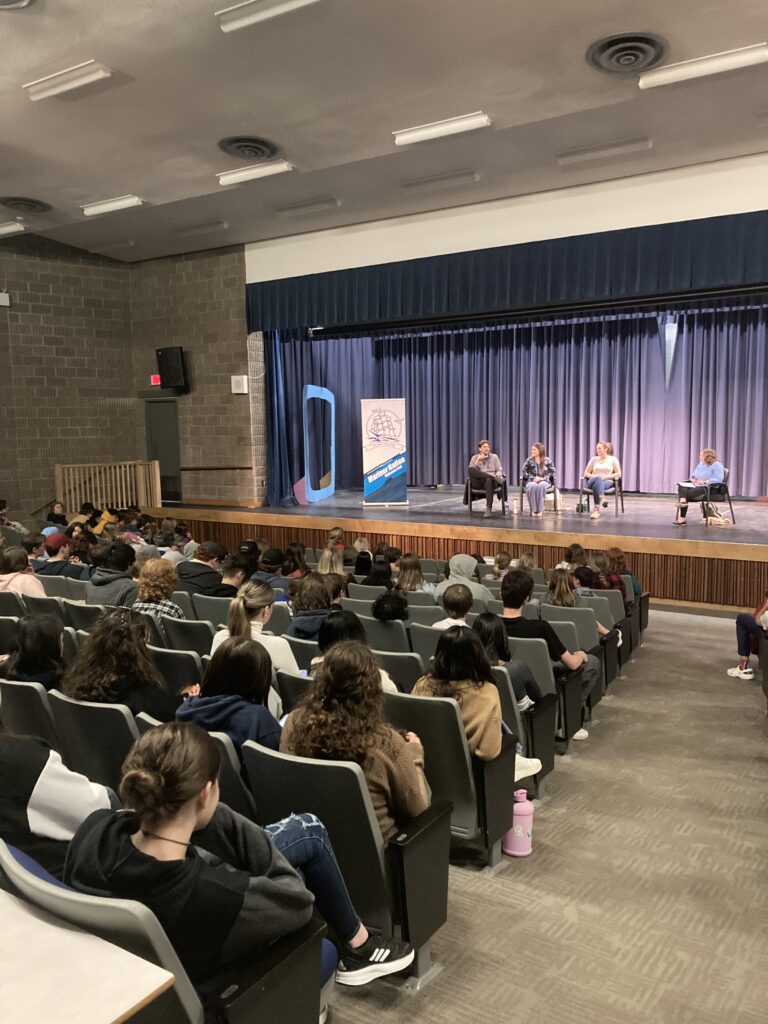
[226,581,274,636]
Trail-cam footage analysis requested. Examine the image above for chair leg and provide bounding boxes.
[728,495,736,524]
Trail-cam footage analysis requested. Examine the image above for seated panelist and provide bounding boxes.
[673,448,724,525]
[468,439,505,519]
[521,443,556,517]
[582,441,622,520]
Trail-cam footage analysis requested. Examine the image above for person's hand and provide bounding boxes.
[404,731,422,745]
[179,683,201,698]
[533,476,543,483]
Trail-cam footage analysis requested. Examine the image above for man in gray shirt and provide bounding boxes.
[468,439,506,517]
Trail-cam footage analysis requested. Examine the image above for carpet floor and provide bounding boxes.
[330,610,768,1024]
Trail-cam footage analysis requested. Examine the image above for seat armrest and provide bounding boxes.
[387,800,452,949]
[472,740,516,849]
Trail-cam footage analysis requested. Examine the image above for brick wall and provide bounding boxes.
[0,235,135,520]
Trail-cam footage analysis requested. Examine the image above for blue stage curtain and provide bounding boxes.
[246,211,768,332]
[275,305,768,497]
[263,330,297,507]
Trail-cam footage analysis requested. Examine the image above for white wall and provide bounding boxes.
[245,152,768,284]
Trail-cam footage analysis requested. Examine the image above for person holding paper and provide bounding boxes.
[468,439,505,518]
[673,448,724,525]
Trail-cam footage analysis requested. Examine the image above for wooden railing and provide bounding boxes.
[54,461,161,512]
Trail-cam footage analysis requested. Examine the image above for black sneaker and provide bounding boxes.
[336,930,415,986]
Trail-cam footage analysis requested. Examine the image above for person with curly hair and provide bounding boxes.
[280,641,429,840]
[62,608,180,721]
[131,557,185,620]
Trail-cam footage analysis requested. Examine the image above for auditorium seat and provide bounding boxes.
[340,597,374,616]
[275,670,312,713]
[464,476,508,516]
[241,742,451,987]
[47,691,139,789]
[546,619,603,711]
[147,646,204,695]
[135,712,162,734]
[372,650,425,693]
[0,615,20,654]
[66,578,89,601]
[191,594,231,626]
[61,626,79,667]
[209,731,259,821]
[62,600,105,632]
[0,592,25,618]
[409,622,442,665]
[348,583,387,601]
[264,602,291,636]
[358,615,410,653]
[0,679,62,753]
[402,591,437,607]
[136,612,166,649]
[170,591,195,619]
[285,636,320,671]
[405,605,445,626]
[160,618,215,657]
[37,575,72,599]
[541,604,614,688]
[506,637,584,749]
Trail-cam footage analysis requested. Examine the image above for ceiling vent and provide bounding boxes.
[587,33,668,74]
[0,196,51,213]
[218,136,279,161]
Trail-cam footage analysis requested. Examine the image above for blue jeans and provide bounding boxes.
[586,477,609,502]
[526,481,549,513]
[266,813,360,944]
[736,612,765,658]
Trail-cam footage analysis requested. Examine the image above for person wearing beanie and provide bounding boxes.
[250,548,285,588]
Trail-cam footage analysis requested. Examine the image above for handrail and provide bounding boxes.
[54,461,161,513]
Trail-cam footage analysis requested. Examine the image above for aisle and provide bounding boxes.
[332,611,768,1024]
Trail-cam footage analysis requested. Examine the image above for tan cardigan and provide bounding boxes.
[412,676,502,760]
[280,714,428,841]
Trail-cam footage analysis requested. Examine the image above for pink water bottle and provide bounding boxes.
[502,789,534,857]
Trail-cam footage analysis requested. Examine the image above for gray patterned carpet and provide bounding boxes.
[330,610,768,1024]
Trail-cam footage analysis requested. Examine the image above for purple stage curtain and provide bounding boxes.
[273,305,768,499]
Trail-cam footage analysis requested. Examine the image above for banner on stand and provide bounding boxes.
[360,398,408,505]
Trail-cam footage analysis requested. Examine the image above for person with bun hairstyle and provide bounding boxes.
[212,581,300,677]
[64,723,415,988]
[63,608,180,722]
[177,637,282,750]
[281,642,429,841]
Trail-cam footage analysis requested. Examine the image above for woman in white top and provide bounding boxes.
[211,582,300,677]
[582,441,622,520]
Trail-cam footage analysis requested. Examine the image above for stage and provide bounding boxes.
[149,488,768,610]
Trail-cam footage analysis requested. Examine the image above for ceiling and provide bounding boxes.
[1,0,767,263]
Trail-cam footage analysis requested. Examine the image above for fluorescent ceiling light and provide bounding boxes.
[276,196,341,217]
[215,0,322,32]
[23,59,113,101]
[0,221,26,236]
[217,159,293,186]
[393,111,491,147]
[400,169,480,194]
[81,195,144,217]
[639,42,768,90]
[174,220,230,237]
[558,136,653,166]
[96,239,135,252]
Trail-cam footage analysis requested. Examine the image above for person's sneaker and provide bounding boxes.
[573,727,589,741]
[516,695,535,712]
[319,1004,329,1024]
[515,754,542,781]
[590,509,600,519]
[483,508,492,518]
[615,628,623,648]
[336,930,415,986]
[726,665,755,679]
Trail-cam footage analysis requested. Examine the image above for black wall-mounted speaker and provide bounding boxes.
[155,347,189,393]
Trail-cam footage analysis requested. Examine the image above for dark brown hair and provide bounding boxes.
[63,608,164,702]
[202,637,272,706]
[120,722,221,826]
[0,546,29,574]
[295,573,331,612]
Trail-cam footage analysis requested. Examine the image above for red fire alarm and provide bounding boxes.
[150,373,161,386]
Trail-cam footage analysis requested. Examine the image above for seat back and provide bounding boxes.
[0,679,61,751]
[620,575,635,600]
[409,622,442,664]
[382,691,479,840]
[487,599,504,616]
[62,600,105,631]
[136,612,166,649]
[0,839,203,1024]
[136,712,162,734]
[147,646,203,695]
[48,690,139,789]
[402,590,436,606]
[0,591,25,617]
[419,559,438,576]
[285,636,320,671]
[578,594,615,627]
[546,619,580,655]
[37,575,72,598]
[541,604,599,649]
[530,568,546,585]
[240,743,392,935]
[0,615,20,654]
[372,650,425,693]
[66,578,89,600]
[61,626,79,666]
[170,591,195,619]
[161,618,215,657]
[358,616,410,653]
[600,589,627,624]
[275,670,312,713]
[266,602,291,636]
[340,597,373,616]
[505,637,556,695]
[209,732,258,821]
[406,605,445,626]
[476,563,495,578]
[191,594,231,626]
[348,583,387,600]
[490,666,524,739]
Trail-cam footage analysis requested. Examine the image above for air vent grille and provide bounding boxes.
[587,33,668,74]
[0,196,51,213]
[218,136,279,161]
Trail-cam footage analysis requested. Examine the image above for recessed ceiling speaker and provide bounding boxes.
[218,136,279,161]
[0,196,51,213]
[587,33,668,74]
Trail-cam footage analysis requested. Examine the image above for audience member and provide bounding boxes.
[237,539,262,577]
[311,610,398,693]
[177,637,282,750]
[370,590,409,622]
[322,572,349,604]
[387,547,402,574]
[22,534,46,561]
[131,558,184,620]
[394,553,435,594]
[282,542,309,579]
[591,551,627,601]
[472,612,543,707]
[606,546,643,597]
[285,573,332,640]
[546,567,618,641]
[63,608,180,721]
[727,590,768,680]
[281,642,429,841]
[353,536,370,554]
[432,583,473,629]
[133,544,162,574]
[318,546,345,575]
[35,532,89,580]
[328,526,344,548]
[84,540,138,606]
[46,501,68,527]
[250,547,285,588]
[175,541,231,596]
[64,724,415,988]
[0,545,45,598]
[0,614,65,690]
[435,554,493,605]
[354,550,373,577]
[211,581,300,683]
[218,556,249,598]
[492,551,512,579]
[361,559,393,590]
[512,551,537,573]
[67,501,100,529]
[342,545,357,567]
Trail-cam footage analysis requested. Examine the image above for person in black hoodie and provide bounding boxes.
[64,723,414,988]
[62,608,181,721]
[1,614,66,690]
[285,573,333,640]
[175,541,232,596]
